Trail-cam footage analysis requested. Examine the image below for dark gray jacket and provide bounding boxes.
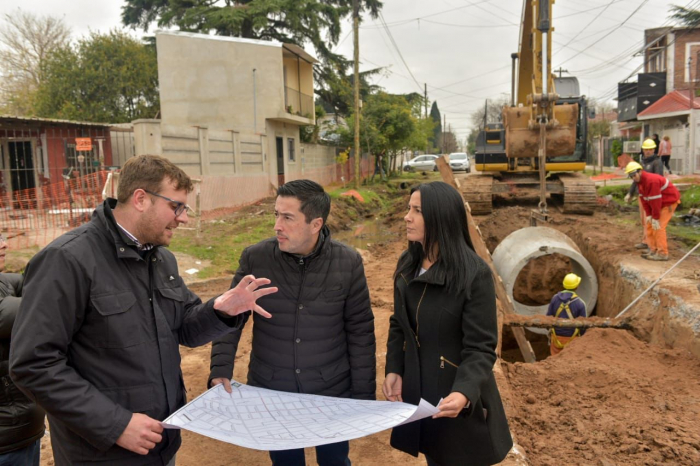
[10,200,243,465]
[629,154,664,197]
[386,251,512,465]
[0,273,45,454]
[210,228,376,400]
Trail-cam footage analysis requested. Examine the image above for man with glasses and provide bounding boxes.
[625,161,680,261]
[10,155,278,466]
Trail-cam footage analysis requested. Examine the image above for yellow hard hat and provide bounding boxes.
[641,138,657,150]
[625,161,643,174]
[563,273,581,290]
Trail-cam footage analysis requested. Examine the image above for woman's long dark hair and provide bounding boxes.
[394,181,479,294]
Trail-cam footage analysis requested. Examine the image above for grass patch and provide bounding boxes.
[597,185,629,199]
[680,185,700,210]
[169,215,275,279]
[668,223,700,247]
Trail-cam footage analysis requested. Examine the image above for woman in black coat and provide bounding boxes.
[383,182,512,466]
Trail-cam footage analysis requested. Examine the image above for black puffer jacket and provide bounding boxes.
[0,273,44,454]
[210,228,376,400]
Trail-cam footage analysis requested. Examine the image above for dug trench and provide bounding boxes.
[63,188,699,466]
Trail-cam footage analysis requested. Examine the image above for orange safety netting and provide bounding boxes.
[3,171,109,250]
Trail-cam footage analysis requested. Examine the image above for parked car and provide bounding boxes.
[448,152,471,173]
[403,154,439,172]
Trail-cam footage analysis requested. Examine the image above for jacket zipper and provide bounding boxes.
[399,274,427,348]
[294,257,308,391]
[414,283,428,348]
[440,356,459,369]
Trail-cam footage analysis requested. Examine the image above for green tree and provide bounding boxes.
[670,5,700,26]
[315,65,383,118]
[429,101,441,151]
[122,0,382,87]
[34,30,160,123]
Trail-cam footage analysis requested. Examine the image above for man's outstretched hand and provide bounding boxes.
[214,275,277,318]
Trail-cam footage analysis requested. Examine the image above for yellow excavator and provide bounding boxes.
[466,0,596,215]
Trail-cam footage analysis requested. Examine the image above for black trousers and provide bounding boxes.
[269,441,350,466]
[661,155,671,172]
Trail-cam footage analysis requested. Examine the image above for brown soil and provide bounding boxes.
[504,328,700,465]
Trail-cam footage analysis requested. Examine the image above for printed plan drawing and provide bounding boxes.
[162,381,438,450]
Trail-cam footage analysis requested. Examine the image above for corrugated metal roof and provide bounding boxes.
[0,115,112,127]
[637,90,700,118]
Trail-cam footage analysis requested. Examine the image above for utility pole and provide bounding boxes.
[443,114,446,154]
[690,56,695,110]
[553,67,568,78]
[424,83,429,151]
[353,0,361,188]
[424,83,428,119]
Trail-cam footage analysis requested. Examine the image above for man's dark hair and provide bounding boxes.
[277,179,331,224]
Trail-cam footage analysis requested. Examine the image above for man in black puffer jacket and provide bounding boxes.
[210,179,376,466]
[0,236,44,466]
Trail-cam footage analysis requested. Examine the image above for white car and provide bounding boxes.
[403,154,439,172]
[448,152,471,173]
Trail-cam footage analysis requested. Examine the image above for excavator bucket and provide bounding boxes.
[503,103,579,158]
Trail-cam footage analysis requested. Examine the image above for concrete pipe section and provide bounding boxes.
[492,227,598,334]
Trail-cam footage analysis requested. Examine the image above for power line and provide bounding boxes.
[376,12,423,92]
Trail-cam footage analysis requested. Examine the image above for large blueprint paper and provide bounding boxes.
[162,381,438,451]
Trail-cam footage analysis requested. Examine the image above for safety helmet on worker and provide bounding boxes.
[563,273,581,290]
[641,138,657,150]
[625,161,643,174]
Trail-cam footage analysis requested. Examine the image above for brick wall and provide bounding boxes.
[671,29,700,90]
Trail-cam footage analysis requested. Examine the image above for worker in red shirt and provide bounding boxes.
[625,161,680,261]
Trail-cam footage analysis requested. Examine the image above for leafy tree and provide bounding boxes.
[429,101,441,151]
[315,65,383,118]
[0,9,71,115]
[121,0,382,89]
[670,5,700,26]
[34,30,159,123]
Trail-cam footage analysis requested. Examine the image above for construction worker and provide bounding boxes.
[546,273,587,356]
[625,161,680,261]
[625,138,664,252]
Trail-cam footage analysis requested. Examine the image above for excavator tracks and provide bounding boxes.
[555,172,597,215]
[455,173,494,215]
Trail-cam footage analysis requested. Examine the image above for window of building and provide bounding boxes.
[288,138,296,162]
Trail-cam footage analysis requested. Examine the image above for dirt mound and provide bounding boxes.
[504,328,700,465]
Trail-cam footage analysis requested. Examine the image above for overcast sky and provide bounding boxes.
[1,0,691,140]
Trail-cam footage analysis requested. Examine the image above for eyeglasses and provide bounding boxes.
[144,190,190,217]
[628,171,639,179]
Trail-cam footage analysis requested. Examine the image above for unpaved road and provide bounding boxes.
[39,187,700,465]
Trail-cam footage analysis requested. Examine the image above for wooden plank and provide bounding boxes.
[437,157,537,363]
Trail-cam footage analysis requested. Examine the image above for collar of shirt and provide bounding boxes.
[116,222,154,251]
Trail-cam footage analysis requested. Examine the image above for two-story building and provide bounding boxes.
[135,31,318,188]
[618,26,700,174]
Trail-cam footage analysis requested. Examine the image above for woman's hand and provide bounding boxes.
[382,373,403,402]
[433,391,469,418]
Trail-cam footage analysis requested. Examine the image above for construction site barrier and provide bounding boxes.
[7,157,372,251]
[2,171,109,250]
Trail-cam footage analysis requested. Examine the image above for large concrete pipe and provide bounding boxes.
[492,227,597,334]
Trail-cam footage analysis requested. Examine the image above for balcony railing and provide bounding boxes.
[285,87,314,119]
